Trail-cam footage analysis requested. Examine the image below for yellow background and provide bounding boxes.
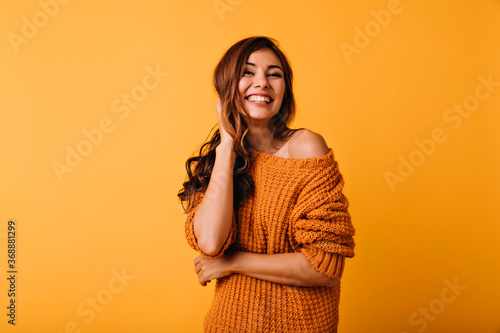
[1,0,499,332]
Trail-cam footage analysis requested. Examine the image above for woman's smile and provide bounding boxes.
[245,93,274,106]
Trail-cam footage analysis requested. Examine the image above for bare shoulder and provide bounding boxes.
[288,129,330,159]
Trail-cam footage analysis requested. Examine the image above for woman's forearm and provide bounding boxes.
[230,251,338,287]
[193,141,236,256]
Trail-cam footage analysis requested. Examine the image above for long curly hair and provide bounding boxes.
[177,36,304,214]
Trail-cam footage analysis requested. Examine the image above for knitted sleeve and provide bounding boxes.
[184,191,238,259]
[290,158,355,279]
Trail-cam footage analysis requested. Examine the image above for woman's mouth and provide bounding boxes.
[245,95,273,105]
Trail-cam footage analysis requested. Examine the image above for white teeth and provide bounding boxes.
[247,95,271,103]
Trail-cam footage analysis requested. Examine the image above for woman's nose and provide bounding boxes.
[253,74,269,88]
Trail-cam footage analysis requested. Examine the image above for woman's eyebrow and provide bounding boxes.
[245,62,283,72]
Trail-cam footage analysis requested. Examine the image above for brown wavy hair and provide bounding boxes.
[177,36,304,213]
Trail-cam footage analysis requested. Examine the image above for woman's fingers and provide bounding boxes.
[216,98,222,115]
[199,269,211,286]
[193,256,201,272]
[215,98,234,144]
[194,255,212,286]
[200,277,210,286]
[194,252,234,286]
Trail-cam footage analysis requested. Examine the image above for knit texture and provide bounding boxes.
[185,147,355,332]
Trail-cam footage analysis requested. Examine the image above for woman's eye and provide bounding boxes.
[242,70,282,78]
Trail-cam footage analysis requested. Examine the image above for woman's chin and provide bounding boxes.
[243,107,279,121]
[245,114,274,124]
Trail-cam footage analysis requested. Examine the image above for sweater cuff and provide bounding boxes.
[300,244,346,279]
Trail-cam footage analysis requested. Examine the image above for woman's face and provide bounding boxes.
[238,48,285,124]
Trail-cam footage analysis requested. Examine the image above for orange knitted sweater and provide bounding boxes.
[185,147,355,332]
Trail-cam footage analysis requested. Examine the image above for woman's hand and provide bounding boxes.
[216,98,234,145]
[194,250,237,286]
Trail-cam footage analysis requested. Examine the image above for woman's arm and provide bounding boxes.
[192,100,237,256]
[194,250,339,287]
[193,142,236,257]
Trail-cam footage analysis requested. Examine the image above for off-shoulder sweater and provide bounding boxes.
[185,147,355,333]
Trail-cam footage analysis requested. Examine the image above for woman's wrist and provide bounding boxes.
[228,250,244,274]
[217,139,234,151]
[216,140,237,162]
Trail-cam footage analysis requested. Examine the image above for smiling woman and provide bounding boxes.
[177,36,355,332]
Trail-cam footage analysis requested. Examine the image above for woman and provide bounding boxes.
[178,36,355,332]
